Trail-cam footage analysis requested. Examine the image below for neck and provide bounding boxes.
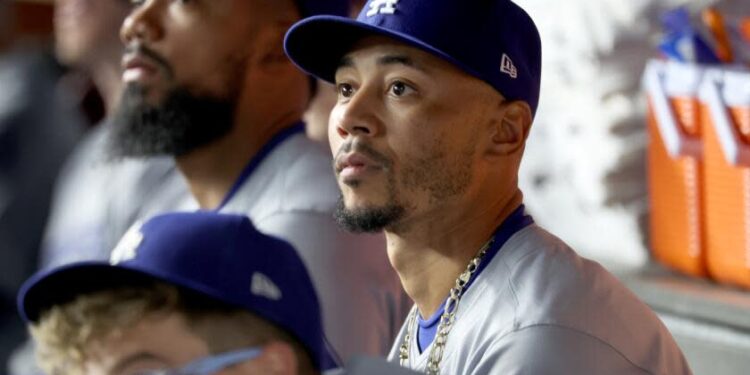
[90,60,123,115]
[387,190,523,318]
[174,57,309,209]
[176,112,300,210]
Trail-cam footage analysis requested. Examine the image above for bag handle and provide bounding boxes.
[701,72,750,167]
[643,61,703,159]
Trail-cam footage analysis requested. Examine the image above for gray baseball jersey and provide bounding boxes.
[387,224,692,375]
[216,125,410,362]
[325,356,422,375]
[41,123,190,269]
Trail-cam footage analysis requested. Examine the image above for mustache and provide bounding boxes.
[335,139,392,169]
[124,44,174,78]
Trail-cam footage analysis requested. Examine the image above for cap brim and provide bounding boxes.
[17,262,227,325]
[319,337,342,371]
[285,15,485,85]
[18,262,171,323]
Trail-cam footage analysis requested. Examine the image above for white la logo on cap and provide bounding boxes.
[367,0,399,17]
[110,221,144,265]
[501,54,518,79]
[251,272,282,301]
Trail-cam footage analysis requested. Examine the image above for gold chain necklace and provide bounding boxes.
[399,238,494,375]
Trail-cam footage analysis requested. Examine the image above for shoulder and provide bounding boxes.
[472,224,691,375]
[227,133,340,219]
[505,226,649,316]
[473,325,655,375]
[275,134,339,204]
[497,224,640,321]
[345,356,422,375]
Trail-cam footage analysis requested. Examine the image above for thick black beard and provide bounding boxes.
[334,196,405,233]
[108,84,235,158]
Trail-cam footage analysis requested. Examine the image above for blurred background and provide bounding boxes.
[1,0,88,372]
[1,0,750,374]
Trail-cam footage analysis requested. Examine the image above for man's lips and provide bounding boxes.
[335,153,382,179]
[121,54,161,83]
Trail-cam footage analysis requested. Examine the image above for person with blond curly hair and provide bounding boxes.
[21,212,336,375]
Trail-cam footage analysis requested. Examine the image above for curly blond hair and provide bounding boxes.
[30,282,315,375]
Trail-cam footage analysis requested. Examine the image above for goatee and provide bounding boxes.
[334,197,405,233]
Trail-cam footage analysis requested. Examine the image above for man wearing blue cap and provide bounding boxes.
[20,212,420,375]
[285,0,693,374]
[19,212,338,375]
[110,0,408,361]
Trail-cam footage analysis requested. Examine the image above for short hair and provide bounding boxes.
[30,282,316,375]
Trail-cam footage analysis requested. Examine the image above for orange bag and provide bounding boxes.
[644,61,707,277]
[700,69,750,288]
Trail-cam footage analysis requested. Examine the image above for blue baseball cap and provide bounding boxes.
[284,0,542,116]
[18,212,339,371]
[295,0,350,18]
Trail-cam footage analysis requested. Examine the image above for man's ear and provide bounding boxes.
[487,100,532,156]
[255,21,296,68]
[235,341,298,375]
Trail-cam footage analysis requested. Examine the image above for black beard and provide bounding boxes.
[108,84,236,158]
[334,196,405,233]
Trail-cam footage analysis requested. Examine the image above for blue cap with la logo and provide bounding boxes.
[18,212,339,371]
[284,0,542,115]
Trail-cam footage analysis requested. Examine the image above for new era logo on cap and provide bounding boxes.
[110,222,144,265]
[251,272,283,301]
[367,0,399,17]
[501,54,518,79]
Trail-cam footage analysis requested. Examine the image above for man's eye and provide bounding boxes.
[337,83,355,98]
[389,81,414,97]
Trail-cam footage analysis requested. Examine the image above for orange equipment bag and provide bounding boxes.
[644,61,707,277]
[700,68,750,288]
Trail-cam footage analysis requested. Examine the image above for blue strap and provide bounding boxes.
[215,123,306,210]
[173,347,262,374]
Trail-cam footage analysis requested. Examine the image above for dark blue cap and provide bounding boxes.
[284,0,542,115]
[18,212,338,371]
[296,0,350,18]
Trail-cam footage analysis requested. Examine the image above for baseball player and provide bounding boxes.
[19,212,418,375]
[112,0,409,361]
[284,0,693,374]
[41,0,190,271]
